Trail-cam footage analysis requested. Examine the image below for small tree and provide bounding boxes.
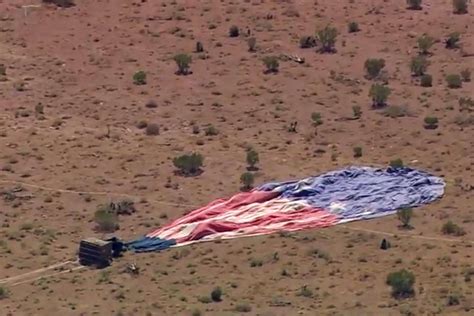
[311,112,323,126]
[352,105,362,119]
[364,58,385,79]
[441,221,466,236]
[262,56,279,74]
[229,25,239,37]
[247,37,257,52]
[410,56,428,76]
[420,74,432,87]
[246,149,259,170]
[390,158,404,168]
[174,53,192,75]
[446,74,462,88]
[424,116,438,129]
[406,0,422,10]
[353,147,363,158]
[445,32,460,49]
[452,0,468,14]
[299,36,316,49]
[461,69,471,82]
[348,21,360,33]
[94,205,119,232]
[195,41,204,53]
[316,25,337,53]
[386,269,415,299]
[173,153,204,176]
[133,71,146,85]
[240,172,255,191]
[417,35,434,55]
[397,208,413,229]
[211,287,222,302]
[369,84,391,108]
[145,123,160,135]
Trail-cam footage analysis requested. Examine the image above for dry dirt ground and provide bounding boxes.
[0,0,473,315]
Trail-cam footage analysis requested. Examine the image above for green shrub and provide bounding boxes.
[397,208,413,228]
[348,21,360,33]
[353,147,362,158]
[364,58,386,79]
[174,53,192,75]
[173,153,204,176]
[406,0,422,10]
[145,123,160,135]
[423,116,438,129]
[441,221,466,236]
[386,269,415,299]
[369,84,391,108]
[352,105,362,119]
[246,149,259,170]
[240,172,255,191]
[461,69,471,82]
[195,41,204,53]
[262,56,279,73]
[0,286,9,299]
[410,56,428,76]
[247,37,257,52]
[299,35,316,49]
[204,125,219,136]
[94,206,119,232]
[452,0,468,14]
[133,71,146,85]
[229,25,239,37]
[297,286,313,298]
[316,25,338,53]
[446,74,462,88]
[311,112,323,126]
[420,74,432,87]
[198,296,211,304]
[417,35,434,55]
[211,287,222,302]
[445,32,460,49]
[390,158,404,168]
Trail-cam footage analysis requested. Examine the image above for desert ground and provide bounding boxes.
[0,0,473,315]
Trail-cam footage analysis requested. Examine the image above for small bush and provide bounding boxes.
[234,303,252,312]
[452,0,468,14]
[417,35,434,55]
[42,0,75,7]
[145,100,158,108]
[229,25,239,37]
[211,287,222,302]
[311,112,323,126]
[397,208,413,228]
[174,53,192,75]
[406,0,422,10]
[420,74,432,87]
[133,71,146,85]
[390,158,404,168]
[461,69,471,82]
[369,84,391,108]
[247,37,257,52]
[136,120,147,129]
[364,58,385,79]
[441,221,466,236]
[204,125,219,136]
[195,41,204,53]
[197,296,211,304]
[386,269,415,299]
[445,32,460,49]
[353,147,362,158]
[0,286,9,299]
[173,153,204,176]
[246,149,259,170]
[0,64,6,76]
[94,206,119,233]
[352,105,362,118]
[348,21,360,33]
[423,116,438,129]
[299,36,316,49]
[410,56,428,76]
[316,25,338,53]
[145,123,160,135]
[297,286,313,298]
[191,309,202,316]
[262,56,279,74]
[446,74,462,88]
[240,172,255,191]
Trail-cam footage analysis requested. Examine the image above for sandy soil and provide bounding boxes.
[0,0,473,315]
